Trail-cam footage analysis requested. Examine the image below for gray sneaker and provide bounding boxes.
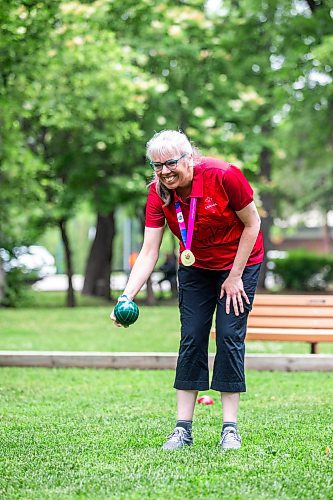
[220,426,242,450]
[162,426,193,450]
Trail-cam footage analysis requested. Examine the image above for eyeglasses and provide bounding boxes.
[149,153,188,173]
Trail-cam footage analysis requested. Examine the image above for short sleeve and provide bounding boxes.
[145,184,165,228]
[222,165,254,211]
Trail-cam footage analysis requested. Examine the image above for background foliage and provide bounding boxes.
[273,248,333,291]
[1,0,332,305]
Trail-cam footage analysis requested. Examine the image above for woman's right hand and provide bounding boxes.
[110,227,164,328]
[110,295,129,328]
[110,308,122,328]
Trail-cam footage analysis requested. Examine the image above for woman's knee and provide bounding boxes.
[180,329,208,353]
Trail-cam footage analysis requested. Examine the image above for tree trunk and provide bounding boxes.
[82,211,115,300]
[59,219,76,307]
[145,276,156,305]
[0,260,5,306]
[305,0,323,13]
[323,212,332,254]
[257,132,275,290]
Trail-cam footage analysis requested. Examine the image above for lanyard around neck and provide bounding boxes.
[174,198,197,251]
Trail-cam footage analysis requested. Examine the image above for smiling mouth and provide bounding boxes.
[162,174,177,183]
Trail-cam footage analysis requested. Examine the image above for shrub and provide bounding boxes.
[1,267,27,307]
[272,249,333,291]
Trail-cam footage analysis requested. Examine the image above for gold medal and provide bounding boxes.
[181,250,195,267]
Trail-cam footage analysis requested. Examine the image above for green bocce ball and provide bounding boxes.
[114,299,139,327]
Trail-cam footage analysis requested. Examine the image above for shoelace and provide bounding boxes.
[222,429,241,442]
[167,427,189,443]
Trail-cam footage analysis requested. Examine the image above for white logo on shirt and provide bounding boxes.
[204,197,218,210]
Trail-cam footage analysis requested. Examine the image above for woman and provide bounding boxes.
[111,130,264,451]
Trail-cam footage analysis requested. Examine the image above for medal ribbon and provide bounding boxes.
[174,198,197,250]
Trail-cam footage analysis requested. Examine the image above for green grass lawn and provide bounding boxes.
[0,368,332,499]
[1,291,333,354]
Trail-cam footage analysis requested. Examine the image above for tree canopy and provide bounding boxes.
[1,0,332,303]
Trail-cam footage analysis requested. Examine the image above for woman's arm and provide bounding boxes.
[123,226,164,299]
[110,226,164,326]
[220,201,261,315]
[229,201,261,278]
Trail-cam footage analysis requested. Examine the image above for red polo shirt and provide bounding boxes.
[145,157,264,270]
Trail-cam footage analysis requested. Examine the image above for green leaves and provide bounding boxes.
[1,0,332,264]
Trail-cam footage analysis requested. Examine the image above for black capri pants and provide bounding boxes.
[174,263,261,393]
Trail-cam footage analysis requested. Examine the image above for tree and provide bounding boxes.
[274,20,333,252]
[102,1,278,287]
[203,0,333,284]
[0,0,59,305]
[13,2,153,304]
[2,0,331,305]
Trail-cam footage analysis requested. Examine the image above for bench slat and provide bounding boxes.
[211,328,333,338]
[246,329,333,342]
[254,295,333,306]
[247,316,333,329]
[250,306,333,318]
[210,294,333,353]
[246,327,333,336]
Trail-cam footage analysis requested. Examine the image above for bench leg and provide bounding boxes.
[310,343,318,354]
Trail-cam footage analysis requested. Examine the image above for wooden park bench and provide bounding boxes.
[211,294,333,354]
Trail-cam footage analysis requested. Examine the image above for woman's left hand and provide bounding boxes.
[220,275,250,316]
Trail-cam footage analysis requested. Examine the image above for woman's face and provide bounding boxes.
[152,151,193,190]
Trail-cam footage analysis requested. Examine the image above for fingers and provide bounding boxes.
[110,310,123,328]
[225,294,231,314]
[237,292,244,314]
[232,294,239,316]
[231,293,244,316]
[223,291,247,316]
[110,294,131,328]
[110,310,117,322]
[220,277,249,315]
[111,318,122,328]
[225,293,244,316]
[241,289,250,304]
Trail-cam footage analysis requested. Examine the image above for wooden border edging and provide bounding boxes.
[0,351,333,371]
[0,352,179,369]
[244,354,333,372]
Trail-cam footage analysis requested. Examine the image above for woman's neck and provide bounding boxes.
[176,183,192,200]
